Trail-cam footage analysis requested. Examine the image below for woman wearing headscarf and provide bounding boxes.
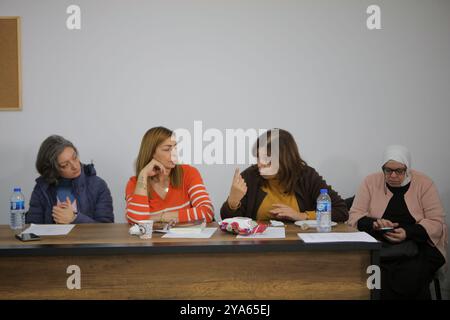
[348,145,447,299]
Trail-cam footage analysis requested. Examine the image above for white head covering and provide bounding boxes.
[382,145,412,186]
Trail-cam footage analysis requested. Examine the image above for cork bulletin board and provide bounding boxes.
[0,17,22,111]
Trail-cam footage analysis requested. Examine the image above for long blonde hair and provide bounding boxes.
[135,127,183,197]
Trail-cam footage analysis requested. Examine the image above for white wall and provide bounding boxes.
[1,0,449,296]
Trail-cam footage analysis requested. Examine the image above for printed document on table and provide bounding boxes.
[22,224,75,236]
[162,227,217,239]
[298,232,377,243]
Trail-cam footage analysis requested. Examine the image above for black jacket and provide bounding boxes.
[220,165,348,222]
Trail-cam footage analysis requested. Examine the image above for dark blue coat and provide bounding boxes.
[26,164,114,224]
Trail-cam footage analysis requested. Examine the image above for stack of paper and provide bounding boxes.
[162,227,217,239]
[22,224,75,236]
[298,232,377,243]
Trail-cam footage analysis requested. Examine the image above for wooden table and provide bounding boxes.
[0,223,380,300]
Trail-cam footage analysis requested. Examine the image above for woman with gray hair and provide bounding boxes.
[26,135,114,224]
[348,145,447,299]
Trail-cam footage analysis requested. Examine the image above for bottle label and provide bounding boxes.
[11,201,25,210]
[317,201,331,212]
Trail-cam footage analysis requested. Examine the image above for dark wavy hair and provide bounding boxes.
[35,135,78,185]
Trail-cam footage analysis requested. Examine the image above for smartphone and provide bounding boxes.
[379,226,395,233]
[15,233,41,242]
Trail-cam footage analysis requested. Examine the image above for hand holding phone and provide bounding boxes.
[379,226,395,233]
[373,219,399,232]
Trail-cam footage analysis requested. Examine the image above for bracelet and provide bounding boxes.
[137,175,148,190]
[136,181,147,190]
[228,200,241,211]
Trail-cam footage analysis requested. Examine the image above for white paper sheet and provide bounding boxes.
[162,227,217,239]
[22,223,75,236]
[168,227,203,234]
[236,227,286,239]
[298,232,377,243]
[270,220,285,227]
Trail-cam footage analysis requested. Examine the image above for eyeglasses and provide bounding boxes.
[382,166,407,176]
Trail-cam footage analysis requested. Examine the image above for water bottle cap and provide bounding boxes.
[13,187,21,192]
[320,189,328,194]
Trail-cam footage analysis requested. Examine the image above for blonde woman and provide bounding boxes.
[125,127,214,224]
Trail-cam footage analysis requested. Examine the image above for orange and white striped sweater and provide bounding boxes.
[125,164,214,224]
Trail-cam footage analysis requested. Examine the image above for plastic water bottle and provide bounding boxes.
[10,187,25,231]
[316,189,332,233]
